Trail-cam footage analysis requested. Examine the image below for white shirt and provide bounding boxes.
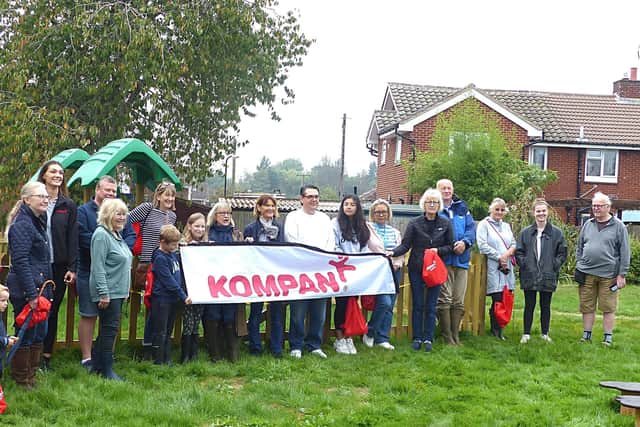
[284,209,334,251]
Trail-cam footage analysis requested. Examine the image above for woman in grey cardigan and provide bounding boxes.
[90,198,132,380]
[515,199,567,344]
[476,198,516,340]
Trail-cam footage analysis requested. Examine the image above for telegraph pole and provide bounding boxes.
[339,113,346,198]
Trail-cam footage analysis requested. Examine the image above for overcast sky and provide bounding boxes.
[232,0,640,178]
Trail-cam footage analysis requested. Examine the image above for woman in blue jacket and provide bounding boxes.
[5,182,53,387]
[243,195,285,358]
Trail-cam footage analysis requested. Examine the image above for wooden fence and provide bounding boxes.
[0,238,488,348]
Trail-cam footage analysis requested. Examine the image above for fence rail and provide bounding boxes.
[0,238,487,348]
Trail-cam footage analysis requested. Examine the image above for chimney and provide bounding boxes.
[613,68,640,98]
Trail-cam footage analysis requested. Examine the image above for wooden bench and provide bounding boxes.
[600,381,640,417]
[616,396,640,426]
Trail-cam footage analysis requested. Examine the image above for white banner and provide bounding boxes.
[180,243,396,304]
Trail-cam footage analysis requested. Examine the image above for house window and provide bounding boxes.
[395,137,402,164]
[585,149,618,183]
[529,147,547,170]
[448,131,489,154]
[380,140,387,165]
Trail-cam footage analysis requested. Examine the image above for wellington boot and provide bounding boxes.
[180,335,191,363]
[10,346,31,388]
[205,320,223,362]
[101,351,123,381]
[437,307,455,345]
[29,343,43,387]
[451,307,465,345]
[223,323,240,363]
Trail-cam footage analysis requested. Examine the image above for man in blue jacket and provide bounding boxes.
[77,176,135,371]
[436,179,475,345]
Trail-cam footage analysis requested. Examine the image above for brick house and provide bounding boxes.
[366,68,640,224]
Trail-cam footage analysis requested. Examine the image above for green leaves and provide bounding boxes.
[0,0,311,199]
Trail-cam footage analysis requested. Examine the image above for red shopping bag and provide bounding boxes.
[360,295,376,311]
[342,297,368,337]
[422,250,447,287]
[494,286,514,328]
[0,383,7,414]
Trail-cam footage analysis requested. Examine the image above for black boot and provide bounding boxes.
[180,335,191,363]
[205,320,223,362]
[101,351,123,381]
[90,346,102,375]
[223,323,239,363]
[10,346,31,388]
[190,334,199,361]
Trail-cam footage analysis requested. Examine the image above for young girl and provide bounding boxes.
[0,285,18,377]
[332,195,384,355]
[179,212,208,362]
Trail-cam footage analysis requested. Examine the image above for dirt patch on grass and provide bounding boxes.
[200,376,245,390]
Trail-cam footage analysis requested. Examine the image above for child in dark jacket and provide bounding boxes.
[1,285,18,377]
[150,225,191,365]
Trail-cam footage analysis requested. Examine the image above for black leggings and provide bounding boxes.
[523,290,553,335]
[333,296,349,333]
[43,263,68,355]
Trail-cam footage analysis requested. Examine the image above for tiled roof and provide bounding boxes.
[373,82,640,145]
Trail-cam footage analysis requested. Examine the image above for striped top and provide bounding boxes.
[129,202,177,263]
[370,222,401,250]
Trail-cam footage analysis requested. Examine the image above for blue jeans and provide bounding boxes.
[95,298,123,355]
[203,304,237,324]
[11,297,48,348]
[289,298,327,352]
[367,294,392,344]
[409,270,441,342]
[248,301,284,354]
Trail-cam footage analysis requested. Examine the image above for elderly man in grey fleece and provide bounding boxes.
[575,192,630,346]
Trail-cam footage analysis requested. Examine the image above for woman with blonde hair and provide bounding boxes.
[243,195,286,358]
[179,212,208,362]
[476,198,516,340]
[128,180,177,357]
[90,198,132,380]
[203,201,246,362]
[390,189,453,352]
[5,182,53,387]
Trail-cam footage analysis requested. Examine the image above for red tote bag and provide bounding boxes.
[494,286,514,328]
[422,250,448,287]
[342,297,368,337]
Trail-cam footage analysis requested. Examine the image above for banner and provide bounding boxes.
[180,243,396,304]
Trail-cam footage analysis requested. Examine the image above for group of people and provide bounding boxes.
[2,162,631,389]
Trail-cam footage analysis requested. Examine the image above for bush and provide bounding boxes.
[627,235,640,285]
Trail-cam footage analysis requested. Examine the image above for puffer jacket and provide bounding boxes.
[7,203,53,302]
[515,222,567,292]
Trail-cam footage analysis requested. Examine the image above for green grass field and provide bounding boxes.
[2,282,639,426]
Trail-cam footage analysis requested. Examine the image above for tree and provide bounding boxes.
[0,0,312,201]
[405,99,556,219]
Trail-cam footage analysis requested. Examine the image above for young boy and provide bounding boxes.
[0,285,18,373]
[150,225,191,365]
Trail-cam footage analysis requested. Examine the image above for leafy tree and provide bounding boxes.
[405,99,556,219]
[0,0,312,202]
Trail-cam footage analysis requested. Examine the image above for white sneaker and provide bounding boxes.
[346,338,357,354]
[310,349,327,359]
[334,339,350,354]
[362,334,374,348]
[290,349,302,359]
[541,334,552,343]
[520,334,530,344]
[376,342,395,350]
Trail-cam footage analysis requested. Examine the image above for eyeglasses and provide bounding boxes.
[592,204,609,209]
[216,211,231,216]
[494,208,506,212]
[424,201,439,206]
[303,195,319,200]
[30,194,50,200]
[374,211,388,215]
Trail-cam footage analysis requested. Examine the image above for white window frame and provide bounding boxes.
[584,149,618,184]
[380,140,387,165]
[528,146,548,170]
[394,137,402,164]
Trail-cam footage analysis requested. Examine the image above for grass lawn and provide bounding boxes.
[2,282,639,426]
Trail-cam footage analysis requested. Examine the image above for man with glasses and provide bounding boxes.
[576,192,630,346]
[284,185,335,359]
[435,179,475,345]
